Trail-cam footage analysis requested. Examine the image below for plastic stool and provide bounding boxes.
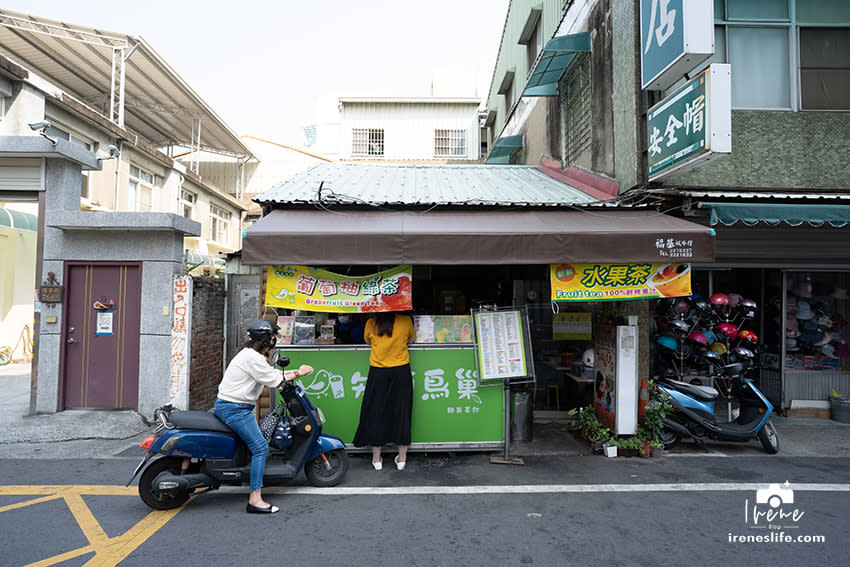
[546,384,560,410]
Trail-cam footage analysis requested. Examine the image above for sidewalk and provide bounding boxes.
[2,362,850,460]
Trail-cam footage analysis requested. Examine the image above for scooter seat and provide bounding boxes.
[664,379,719,401]
[170,410,234,434]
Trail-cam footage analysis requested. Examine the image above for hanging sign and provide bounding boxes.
[550,262,692,302]
[553,312,592,340]
[265,265,413,313]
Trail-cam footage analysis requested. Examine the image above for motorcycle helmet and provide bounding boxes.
[703,350,723,366]
[727,293,744,308]
[582,348,595,368]
[738,329,759,345]
[710,293,729,306]
[710,341,727,355]
[716,322,738,339]
[656,335,678,352]
[655,297,675,317]
[688,298,712,320]
[670,319,691,334]
[732,346,755,360]
[674,298,690,316]
[739,299,758,319]
[246,319,280,347]
[701,329,717,344]
[687,331,708,346]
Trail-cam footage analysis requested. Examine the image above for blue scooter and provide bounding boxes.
[655,361,779,454]
[127,356,349,510]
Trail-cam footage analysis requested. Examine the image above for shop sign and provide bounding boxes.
[640,0,714,90]
[170,275,192,410]
[553,312,592,340]
[265,265,412,313]
[550,262,692,302]
[647,63,731,181]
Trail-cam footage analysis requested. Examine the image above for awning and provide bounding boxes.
[705,202,850,227]
[485,135,524,165]
[523,33,591,97]
[185,250,225,268]
[0,207,37,231]
[242,209,715,265]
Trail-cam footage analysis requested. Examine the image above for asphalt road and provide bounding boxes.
[1,452,848,566]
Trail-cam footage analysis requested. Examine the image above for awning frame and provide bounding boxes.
[523,32,591,97]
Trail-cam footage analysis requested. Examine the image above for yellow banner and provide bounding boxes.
[265,265,412,313]
[550,263,691,302]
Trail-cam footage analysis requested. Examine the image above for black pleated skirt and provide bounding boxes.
[352,363,413,447]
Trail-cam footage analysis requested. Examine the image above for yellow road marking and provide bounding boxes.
[0,485,190,567]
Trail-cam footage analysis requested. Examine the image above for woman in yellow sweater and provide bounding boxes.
[353,311,415,471]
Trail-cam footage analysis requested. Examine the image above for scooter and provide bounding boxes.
[127,356,349,510]
[654,361,779,454]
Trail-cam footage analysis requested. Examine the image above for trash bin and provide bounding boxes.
[510,390,533,442]
[831,396,850,423]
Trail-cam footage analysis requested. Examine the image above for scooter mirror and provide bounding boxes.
[271,352,290,369]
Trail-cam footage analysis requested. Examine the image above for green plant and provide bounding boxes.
[638,380,674,443]
[570,405,611,443]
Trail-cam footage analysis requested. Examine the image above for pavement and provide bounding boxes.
[2,361,850,460]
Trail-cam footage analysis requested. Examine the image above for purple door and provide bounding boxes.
[61,263,141,409]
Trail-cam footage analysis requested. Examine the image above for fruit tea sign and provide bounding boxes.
[550,262,692,302]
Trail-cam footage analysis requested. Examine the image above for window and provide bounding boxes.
[181,190,196,219]
[434,129,467,158]
[527,17,544,71]
[80,171,91,201]
[561,55,591,164]
[210,204,231,245]
[678,1,850,111]
[128,165,157,212]
[352,128,384,157]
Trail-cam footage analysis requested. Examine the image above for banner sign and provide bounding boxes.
[265,265,412,313]
[550,262,692,302]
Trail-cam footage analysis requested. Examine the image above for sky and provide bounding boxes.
[2,1,510,146]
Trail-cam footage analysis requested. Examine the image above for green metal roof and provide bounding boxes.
[485,135,524,164]
[523,33,591,97]
[706,203,850,227]
[254,162,603,208]
[185,250,225,267]
[0,207,37,231]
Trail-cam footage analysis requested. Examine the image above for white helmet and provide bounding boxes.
[582,348,595,368]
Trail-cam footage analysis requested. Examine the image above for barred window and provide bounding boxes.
[434,129,467,158]
[352,128,384,157]
[561,55,591,164]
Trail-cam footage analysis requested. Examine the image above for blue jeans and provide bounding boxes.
[214,399,268,491]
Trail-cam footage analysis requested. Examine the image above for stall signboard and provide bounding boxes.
[473,309,530,382]
[640,0,714,90]
[550,262,692,302]
[647,63,732,181]
[275,347,504,444]
[553,312,592,340]
[265,265,412,313]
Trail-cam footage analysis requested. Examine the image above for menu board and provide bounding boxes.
[473,310,529,381]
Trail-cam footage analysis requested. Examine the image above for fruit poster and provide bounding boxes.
[265,265,413,313]
[550,262,691,302]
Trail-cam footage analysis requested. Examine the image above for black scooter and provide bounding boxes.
[655,361,779,454]
[128,356,349,510]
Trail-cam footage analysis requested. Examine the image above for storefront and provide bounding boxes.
[242,163,716,450]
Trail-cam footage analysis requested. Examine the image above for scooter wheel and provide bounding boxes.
[305,449,349,487]
[138,457,191,510]
[657,426,681,450]
[758,420,779,454]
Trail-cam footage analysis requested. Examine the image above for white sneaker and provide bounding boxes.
[394,455,406,471]
[372,458,382,471]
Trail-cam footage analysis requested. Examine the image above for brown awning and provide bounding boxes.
[242,209,715,265]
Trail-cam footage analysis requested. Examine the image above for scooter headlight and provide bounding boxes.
[315,408,326,425]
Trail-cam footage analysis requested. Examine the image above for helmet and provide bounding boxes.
[728,293,744,308]
[674,298,690,315]
[710,341,727,355]
[655,297,675,317]
[656,335,678,352]
[738,330,759,344]
[716,322,738,339]
[703,350,723,366]
[732,346,755,360]
[689,298,712,319]
[739,299,758,319]
[687,331,708,346]
[247,319,280,341]
[582,348,595,368]
[710,293,729,306]
[701,329,718,344]
[670,319,691,334]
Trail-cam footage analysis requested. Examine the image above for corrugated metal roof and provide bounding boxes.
[0,9,250,157]
[654,188,850,201]
[254,163,602,207]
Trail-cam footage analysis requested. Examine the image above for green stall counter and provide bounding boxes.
[276,345,504,450]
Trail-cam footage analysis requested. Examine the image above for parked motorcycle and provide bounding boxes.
[127,356,349,510]
[654,361,779,454]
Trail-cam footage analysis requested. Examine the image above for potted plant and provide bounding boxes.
[569,405,611,452]
[612,435,642,457]
[637,380,674,456]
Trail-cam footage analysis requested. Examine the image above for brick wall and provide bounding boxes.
[189,277,226,410]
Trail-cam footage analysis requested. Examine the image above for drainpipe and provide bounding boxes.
[112,140,124,211]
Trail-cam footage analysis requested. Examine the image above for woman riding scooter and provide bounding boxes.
[214,319,313,514]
